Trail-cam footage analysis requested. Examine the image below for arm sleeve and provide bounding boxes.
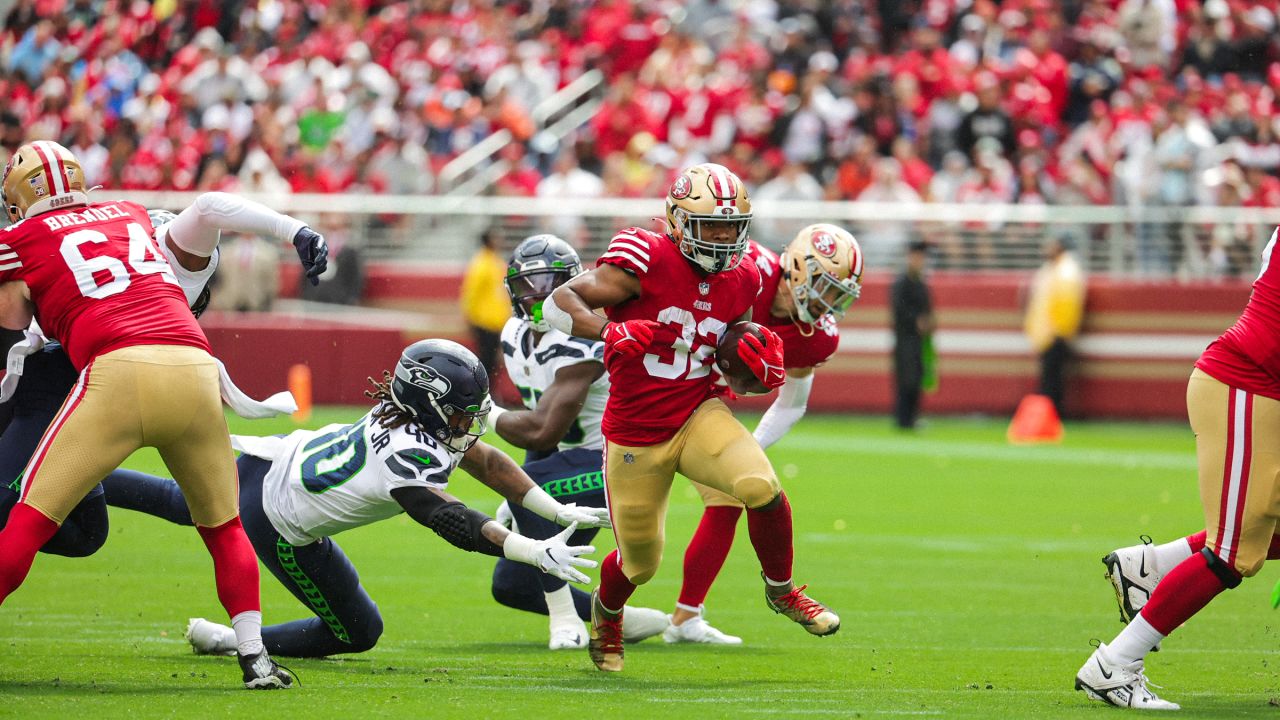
[166,191,306,257]
[753,373,814,449]
[596,229,652,278]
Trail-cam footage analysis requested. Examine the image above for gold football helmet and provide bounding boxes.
[2,141,89,223]
[780,223,863,325]
[664,162,752,273]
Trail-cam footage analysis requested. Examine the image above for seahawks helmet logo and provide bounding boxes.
[406,365,450,397]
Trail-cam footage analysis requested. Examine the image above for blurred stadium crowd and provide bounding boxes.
[2,0,1279,216]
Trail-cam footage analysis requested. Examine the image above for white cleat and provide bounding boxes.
[1075,643,1179,711]
[548,621,589,650]
[1104,538,1161,624]
[663,605,743,645]
[185,617,237,656]
[622,605,671,643]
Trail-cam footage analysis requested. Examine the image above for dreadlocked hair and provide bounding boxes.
[366,370,416,430]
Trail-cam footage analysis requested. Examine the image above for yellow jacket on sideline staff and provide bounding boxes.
[1025,243,1086,353]
[460,244,511,333]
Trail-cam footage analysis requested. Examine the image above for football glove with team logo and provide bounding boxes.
[292,227,329,285]
[602,319,659,359]
[738,326,787,390]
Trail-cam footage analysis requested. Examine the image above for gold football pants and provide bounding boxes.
[21,344,239,527]
[1188,368,1280,577]
[604,398,780,584]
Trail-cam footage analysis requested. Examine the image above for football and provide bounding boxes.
[716,321,769,395]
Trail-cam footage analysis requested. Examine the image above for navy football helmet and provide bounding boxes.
[390,339,491,453]
[505,234,581,333]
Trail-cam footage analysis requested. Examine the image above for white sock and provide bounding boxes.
[545,586,580,627]
[231,610,265,656]
[1107,614,1165,665]
[1153,537,1194,575]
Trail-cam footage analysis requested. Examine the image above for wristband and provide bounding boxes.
[521,485,562,522]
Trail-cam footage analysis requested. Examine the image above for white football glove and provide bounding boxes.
[555,502,611,530]
[505,523,597,584]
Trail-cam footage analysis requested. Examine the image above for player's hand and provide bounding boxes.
[601,319,659,359]
[555,502,611,530]
[292,227,329,286]
[738,327,786,390]
[531,523,598,584]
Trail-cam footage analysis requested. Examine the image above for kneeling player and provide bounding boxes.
[488,235,668,649]
[105,340,608,658]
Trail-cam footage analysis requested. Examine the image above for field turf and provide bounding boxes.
[2,410,1278,718]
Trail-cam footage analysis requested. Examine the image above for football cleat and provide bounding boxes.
[663,605,742,645]
[621,605,670,643]
[587,589,624,672]
[238,648,296,690]
[1075,643,1179,710]
[185,617,236,656]
[1104,537,1160,624]
[763,574,840,636]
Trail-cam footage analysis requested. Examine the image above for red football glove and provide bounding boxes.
[737,327,786,390]
[601,319,659,359]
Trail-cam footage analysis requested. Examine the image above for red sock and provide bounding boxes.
[0,503,60,605]
[1186,530,1207,553]
[1140,550,1235,635]
[677,506,742,608]
[196,516,261,618]
[746,492,794,583]
[1269,534,1280,560]
[597,549,636,612]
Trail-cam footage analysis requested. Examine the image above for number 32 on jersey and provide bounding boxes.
[643,305,727,380]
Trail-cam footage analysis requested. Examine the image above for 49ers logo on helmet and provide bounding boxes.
[812,231,837,258]
[670,175,692,200]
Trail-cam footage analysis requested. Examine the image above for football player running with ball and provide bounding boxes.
[0,142,305,688]
[665,224,863,645]
[488,234,669,649]
[1074,226,1280,710]
[544,162,840,672]
[104,340,607,659]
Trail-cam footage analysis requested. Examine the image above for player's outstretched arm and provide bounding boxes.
[163,192,327,282]
[391,486,597,583]
[494,361,603,452]
[754,368,815,449]
[460,442,611,529]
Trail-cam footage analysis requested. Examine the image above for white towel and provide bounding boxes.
[0,329,47,404]
[216,358,298,419]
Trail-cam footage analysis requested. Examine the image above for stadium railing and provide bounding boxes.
[108,192,1280,278]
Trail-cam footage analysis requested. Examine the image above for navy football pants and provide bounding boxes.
[0,347,109,557]
[103,455,383,657]
[490,447,604,622]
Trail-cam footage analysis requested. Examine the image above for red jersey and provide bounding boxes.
[1197,227,1280,399]
[746,242,840,370]
[598,227,760,445]
[0,200,209,369]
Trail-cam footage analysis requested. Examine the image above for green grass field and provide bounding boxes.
[2,410,1277,718]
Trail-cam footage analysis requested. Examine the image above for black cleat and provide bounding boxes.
[238,648,296,690]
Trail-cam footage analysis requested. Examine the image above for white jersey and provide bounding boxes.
[236,404,461,546]
[156,221,219,306]
[500,317,607,451]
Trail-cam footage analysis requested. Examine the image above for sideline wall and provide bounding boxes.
[218,265,1249,419]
